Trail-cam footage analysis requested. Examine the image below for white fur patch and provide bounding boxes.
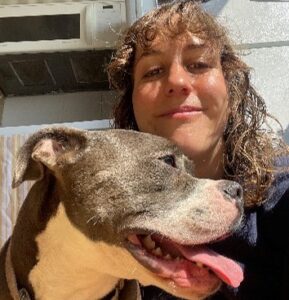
[29,203,209,300]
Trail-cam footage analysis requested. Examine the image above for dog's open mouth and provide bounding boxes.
[126,233,243,289]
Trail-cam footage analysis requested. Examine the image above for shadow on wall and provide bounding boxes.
[281,125,289,145]
[203,0,229,15]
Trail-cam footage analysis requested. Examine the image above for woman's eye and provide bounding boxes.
[187,62,209,73]
[143,67,162,78]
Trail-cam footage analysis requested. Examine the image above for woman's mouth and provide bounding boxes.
[159,106,203,119]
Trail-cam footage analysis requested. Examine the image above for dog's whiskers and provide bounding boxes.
[86,215,98,225]
[129,266,138,276]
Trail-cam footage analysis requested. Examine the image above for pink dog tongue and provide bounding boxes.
[177,245,244,288]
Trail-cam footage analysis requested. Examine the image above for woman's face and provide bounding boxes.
[132,32,229,178]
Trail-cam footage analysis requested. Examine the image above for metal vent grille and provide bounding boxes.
[0,50,113,97]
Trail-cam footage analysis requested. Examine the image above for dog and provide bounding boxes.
[0,127,244,300]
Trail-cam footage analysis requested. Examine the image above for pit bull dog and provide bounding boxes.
[0,127,244,300]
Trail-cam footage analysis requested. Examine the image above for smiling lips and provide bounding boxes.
[159,106,203,119]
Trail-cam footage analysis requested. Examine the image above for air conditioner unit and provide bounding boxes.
[0,0,157,96]
[0,1,127,54]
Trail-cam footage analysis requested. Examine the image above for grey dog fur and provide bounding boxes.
[0,127,243,300]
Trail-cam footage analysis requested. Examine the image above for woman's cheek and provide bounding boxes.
[198,72,228,113]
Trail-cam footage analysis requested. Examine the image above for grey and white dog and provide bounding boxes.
[0,127,244,300]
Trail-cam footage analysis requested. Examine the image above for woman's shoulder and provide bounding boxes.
[258,155,289,244]
[262,156,289,211]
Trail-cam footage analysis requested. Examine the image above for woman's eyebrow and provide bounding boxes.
[135,49,162,64]
[184,43,206,51]
[135,40,207,65]
[140,42,205,57]
[183,35,207,52]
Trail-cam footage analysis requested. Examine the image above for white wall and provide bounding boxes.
[204,0,289,143]
[1,90,116,127]
[0,119,111,136]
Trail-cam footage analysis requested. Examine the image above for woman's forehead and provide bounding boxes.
[134,32,219,62]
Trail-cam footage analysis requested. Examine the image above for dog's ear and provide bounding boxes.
[12,127,87,188]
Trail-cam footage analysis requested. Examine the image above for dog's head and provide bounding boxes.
[13,127,244,300]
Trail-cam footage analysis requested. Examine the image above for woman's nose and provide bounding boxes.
[165,63,192,97]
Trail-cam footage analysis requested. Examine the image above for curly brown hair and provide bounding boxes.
[107,0,289,207]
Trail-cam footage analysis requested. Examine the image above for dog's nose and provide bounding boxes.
[219,180,243,207]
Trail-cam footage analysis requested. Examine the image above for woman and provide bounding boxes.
[107,1,289,299]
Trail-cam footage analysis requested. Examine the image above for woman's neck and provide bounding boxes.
[190,141,225,180]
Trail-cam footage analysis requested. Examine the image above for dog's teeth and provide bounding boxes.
[152,247,163,257]
[175,256,181,261]
[196,262,204,268]
[164,254,172,260]
[142,235,156,250]
[128,235,141,246]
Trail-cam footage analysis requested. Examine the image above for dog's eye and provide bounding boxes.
[159,155,176,168]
